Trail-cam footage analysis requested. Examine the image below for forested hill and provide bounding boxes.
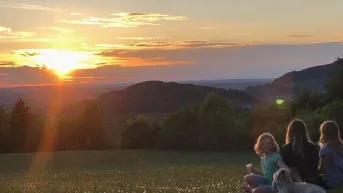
[92,81,254,118]
[246,60,340,99]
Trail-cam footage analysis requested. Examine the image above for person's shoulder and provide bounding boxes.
[319,144,331,155]
[306,141,320,151]
[280,143,292,151]
[270,152,282,160]
[281,143,292,148]
[280,143,292,154]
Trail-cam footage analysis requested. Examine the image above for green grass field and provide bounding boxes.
[0,150,257,193]
[0,150,341,193]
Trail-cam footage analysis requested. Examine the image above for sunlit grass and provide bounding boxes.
[0,150,341,192]
[0,151,256,193]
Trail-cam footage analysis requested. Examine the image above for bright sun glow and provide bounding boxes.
[33,49,92,78]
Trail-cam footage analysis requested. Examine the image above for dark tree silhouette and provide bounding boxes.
[56,101,108,150]
[320,100,343,129]
[326,57,343,100]
[0,106,10,152]
[77,102,108,149]
[56,116,77,150]
[157,107,200,150]
[10,98,32,152]
[121,116,156,149]
[291,89,324,116]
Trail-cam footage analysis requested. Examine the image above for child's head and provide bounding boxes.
[254,133,280,157]
[286,119,310,143]
[319,120,342,146]
[286,119,310,154]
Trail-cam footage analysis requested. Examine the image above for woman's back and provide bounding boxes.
[320,144,343,188]
[280,142,320,180]
[319,120,343,189]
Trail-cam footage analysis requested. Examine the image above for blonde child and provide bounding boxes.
[319,120,343,189]
[242,133,301,193]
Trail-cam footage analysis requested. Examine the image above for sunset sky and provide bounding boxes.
[1,0,343,86]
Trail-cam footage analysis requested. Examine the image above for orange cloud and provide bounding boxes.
[11,49,104,73]
[115,57,192,67]
[0,26,11,33]
[0,66,61,87]
[96,40,240,51]
[70,12,83,16]
[2,40,245,74]
[288,33,314,39]
[67,76,132,82]
[50,27,75,34]
[0,61,15,67]
[0,26,36,40]
[114,36,168,40]
[82,40,244,67]
[2,42,343,87]
[60,12,187,28]
[0,83,63,88]
[0,3,61,12]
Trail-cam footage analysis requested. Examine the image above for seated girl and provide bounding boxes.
[319,120,343,189]
[280,119,327,189]
[242,133,301,193]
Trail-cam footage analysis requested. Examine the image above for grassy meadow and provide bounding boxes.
[0,150,341,193]
[0,150,257,193]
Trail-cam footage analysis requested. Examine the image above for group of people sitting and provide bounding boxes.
[241,119,343,193]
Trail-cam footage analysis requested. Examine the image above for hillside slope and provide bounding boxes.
[93,81,254,118]
[246,61,339,100]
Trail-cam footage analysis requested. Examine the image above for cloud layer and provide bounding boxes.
[1,1,343,87]
[60,12,187,28]
[0,26,36,40]
[0,3,60,12]
[2,42,343,87]
[0,26,11,33]
[288,33,314,39]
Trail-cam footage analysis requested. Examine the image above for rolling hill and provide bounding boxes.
[246,61,340,100]
[61,81,255,120]
[95,81,255,118]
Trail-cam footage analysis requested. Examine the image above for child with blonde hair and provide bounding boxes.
[242,133,301,193]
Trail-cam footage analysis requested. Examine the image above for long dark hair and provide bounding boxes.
[285,119,311,155]
[320,120,343,155]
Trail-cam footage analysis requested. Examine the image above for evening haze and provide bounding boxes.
[1,0,343,87]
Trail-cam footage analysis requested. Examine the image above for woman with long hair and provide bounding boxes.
[319,120,343,189]
[280,119,327,189]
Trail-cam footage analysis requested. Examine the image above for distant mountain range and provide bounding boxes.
[0,79,264,112]
[178,78,272,91]
[246,61,339,100]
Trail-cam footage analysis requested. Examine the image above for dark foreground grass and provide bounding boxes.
[0,150,340,193]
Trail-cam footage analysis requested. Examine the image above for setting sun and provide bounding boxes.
[33,49,92,78]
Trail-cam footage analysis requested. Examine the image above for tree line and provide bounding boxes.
[0,57,342,153]
[0,99,109,153]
